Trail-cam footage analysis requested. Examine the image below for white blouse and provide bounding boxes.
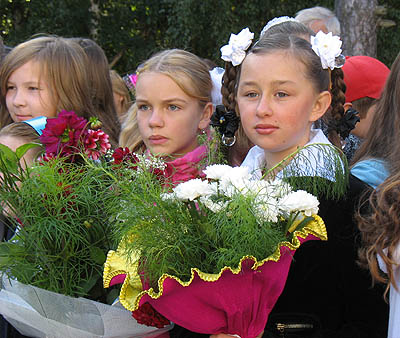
[241,129,340,181]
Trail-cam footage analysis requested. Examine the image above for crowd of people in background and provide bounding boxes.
[0,4,399,338]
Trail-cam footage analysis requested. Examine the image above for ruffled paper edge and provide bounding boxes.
[104,215,326,311]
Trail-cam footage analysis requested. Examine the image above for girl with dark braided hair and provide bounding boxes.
[222,28,387,337]
[171,22,387,338]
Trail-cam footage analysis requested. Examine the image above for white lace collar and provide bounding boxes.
[241,129,341,181]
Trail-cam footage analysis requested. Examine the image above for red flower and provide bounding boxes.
[84,129,111,160]
[112,147,139,166]
[131,303,170,328]
[40,110,88,158]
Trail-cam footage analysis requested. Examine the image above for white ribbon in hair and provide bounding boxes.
[209,67,225,106]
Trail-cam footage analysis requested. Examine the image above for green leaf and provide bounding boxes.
[0,144,18,171]
[79,275,99,295]
[0,242,25,267]
[106,288,120,305]
[294,216,315,233]
[15,143,41,160]
[90,246,106,265]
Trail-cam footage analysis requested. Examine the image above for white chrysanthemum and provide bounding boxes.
[220,28,254,66]
[311,31,342,70]
[254,199,280,223]
[219,166,252,196]
[279,190,319,216]
[199,196,228,213]
[173,179,214,201]
[204,164,234,180]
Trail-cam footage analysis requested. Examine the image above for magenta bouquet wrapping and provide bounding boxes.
[104,164,328,337]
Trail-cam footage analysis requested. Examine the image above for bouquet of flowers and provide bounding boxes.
[0,111,172,337]
[104,159,330,338]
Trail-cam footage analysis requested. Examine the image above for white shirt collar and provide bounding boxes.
[241,129,341,181]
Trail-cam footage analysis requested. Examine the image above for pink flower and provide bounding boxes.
[40,110,88,158]
[84,129,111,160]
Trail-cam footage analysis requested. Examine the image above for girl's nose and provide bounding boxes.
[12,89,26,107]
[148,108,164,128]
[255,95,273,117]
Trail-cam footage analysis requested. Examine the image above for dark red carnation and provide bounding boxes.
[131,303,170,328]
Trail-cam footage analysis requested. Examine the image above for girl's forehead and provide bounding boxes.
[241,50,306,77]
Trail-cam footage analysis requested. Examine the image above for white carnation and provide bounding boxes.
[204,164,234,180]
[279,190,319,216]
[199,196,228,213]
[173,179,214,201]
[254,198,280,223]
[219,166,252,196]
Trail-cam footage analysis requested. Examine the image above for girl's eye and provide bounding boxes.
[275,92,288,98]
[246,92,258,98]
[138,104,150,111]
[28,86,39,91]
[6,85,15,91]
[168,104,180,111]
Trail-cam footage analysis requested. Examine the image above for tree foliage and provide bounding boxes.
[0,0,398,74]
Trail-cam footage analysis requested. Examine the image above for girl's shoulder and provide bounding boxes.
[350,158,389,189]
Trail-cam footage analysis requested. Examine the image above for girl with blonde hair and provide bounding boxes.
[119,49,212,163]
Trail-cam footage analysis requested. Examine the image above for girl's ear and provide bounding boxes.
[343,102,352,112]
[309,90,332,122]
[198,102,213,130]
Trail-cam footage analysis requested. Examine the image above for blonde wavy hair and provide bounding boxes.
[119,49,212,151]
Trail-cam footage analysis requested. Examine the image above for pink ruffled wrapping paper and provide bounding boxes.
[110,234,319,338]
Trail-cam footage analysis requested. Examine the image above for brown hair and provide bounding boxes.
[110,69,132,121]
[351,51,400,169]
[119,49,212,151]
[356,51,400,295]
[357,172,400,296]
[0,36,95,128]
[351,97,377,120]
[68,38,121,147]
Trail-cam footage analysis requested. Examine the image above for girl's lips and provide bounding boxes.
[15,114,32,121]
[255,124,278,135]
[148,135,168,145]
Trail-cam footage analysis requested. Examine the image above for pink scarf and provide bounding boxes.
[164,145,207,186]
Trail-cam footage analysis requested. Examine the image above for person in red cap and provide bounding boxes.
[342,55,390,139]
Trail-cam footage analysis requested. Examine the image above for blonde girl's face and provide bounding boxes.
[6,60,58,122]
[237,51,330,167]
[135,72,212,159]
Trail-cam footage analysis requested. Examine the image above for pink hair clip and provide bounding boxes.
[123,73,137,92]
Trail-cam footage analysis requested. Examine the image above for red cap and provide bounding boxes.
[342,55,390,102]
